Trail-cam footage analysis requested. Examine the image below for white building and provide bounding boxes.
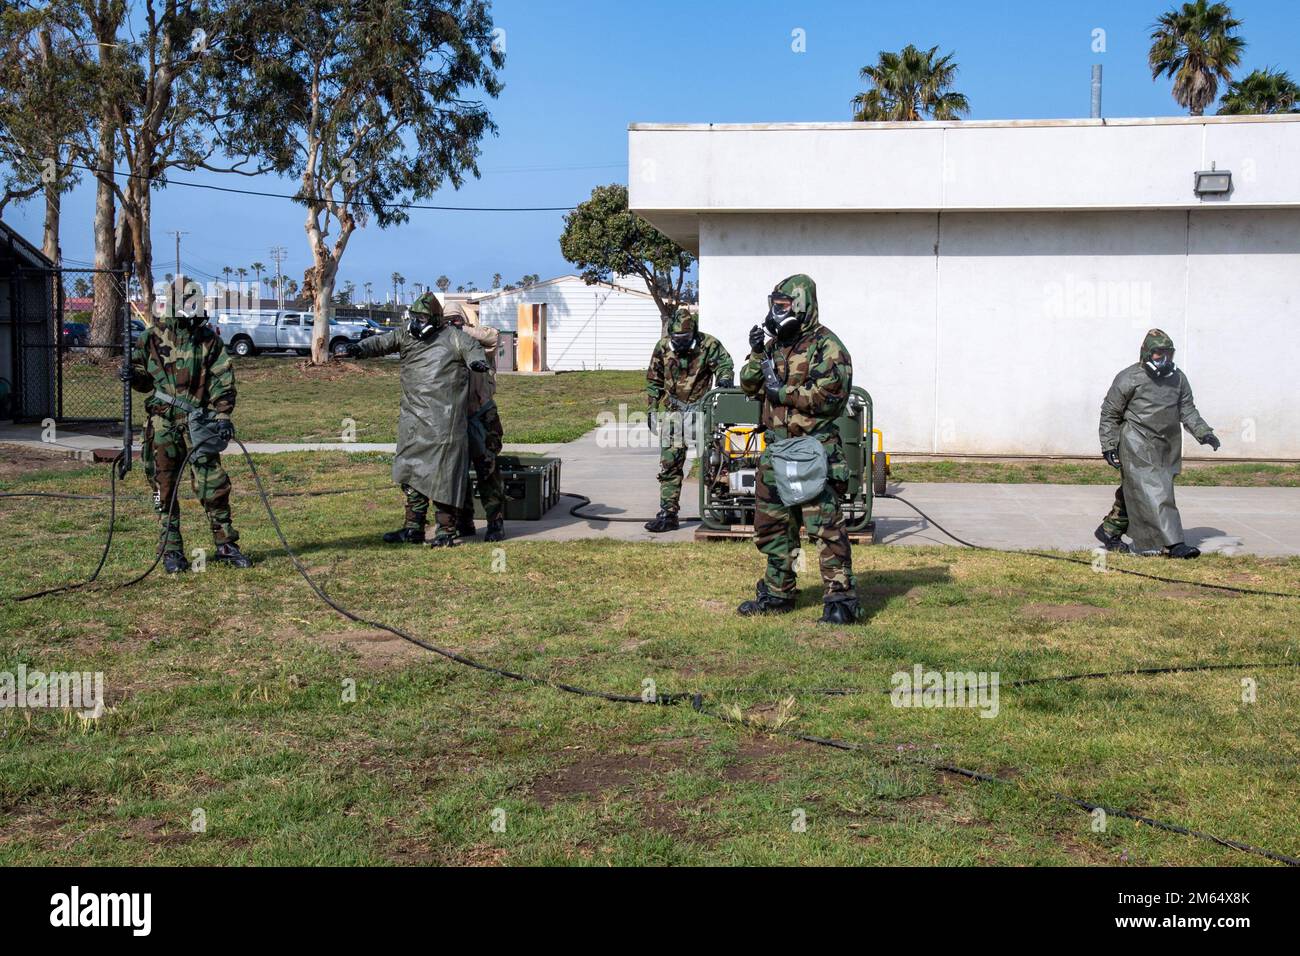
[629,115,1300,459]
[474,275,664,371]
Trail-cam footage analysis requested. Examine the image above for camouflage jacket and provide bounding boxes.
[127,321,236,421]
[646,333,734,409]
[739,321,852,442]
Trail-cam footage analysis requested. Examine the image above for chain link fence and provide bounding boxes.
[13,266,130,423]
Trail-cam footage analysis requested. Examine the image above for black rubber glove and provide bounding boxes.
[1103,449,1121,469]
[715,374,734,388]
[118,362,134,383]
[1202,434,1221,451]
[469,359,490,373]
[761,359,783,405]
[214,419,235,442]
[749,325,766,354]
[342,342,363,358]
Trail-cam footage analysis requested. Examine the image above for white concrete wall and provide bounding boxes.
[630,116,1300,219]
[476,278,663,371]
[697,208,1300,459]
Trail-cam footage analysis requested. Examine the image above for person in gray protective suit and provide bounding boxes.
[1096,328,1220,559]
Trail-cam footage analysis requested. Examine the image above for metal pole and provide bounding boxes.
[1090,64,1103,119]
[119,268,132,476]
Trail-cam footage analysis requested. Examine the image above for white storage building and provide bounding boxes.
[628,114,1300,460]
[473,275,664,371]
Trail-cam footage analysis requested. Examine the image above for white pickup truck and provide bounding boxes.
[213,309,375,358]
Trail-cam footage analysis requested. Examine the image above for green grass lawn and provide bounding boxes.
[63,356,646,445]
[2,452,1299,866]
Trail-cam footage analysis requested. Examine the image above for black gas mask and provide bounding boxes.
[1145,348,1176,378]
[765,294,802,344]
[406,309,442,341]
[670,330,697,353]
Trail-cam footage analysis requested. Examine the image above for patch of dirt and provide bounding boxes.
[0,444,87,478]
[449,843,509,867]
[720,735,799,783]
[529,738,702,808]
[286,627,430,667]
[122,817,197,846]
[1020,603,1110,622]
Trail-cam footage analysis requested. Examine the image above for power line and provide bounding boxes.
[64,160,577,212]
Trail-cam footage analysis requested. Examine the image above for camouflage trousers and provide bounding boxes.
[401,484,460,541]
[753,453,856,599]
[1101,485,1128,537]
[463,402,506,523]
[656,442,689,514]
[142,414,237,553]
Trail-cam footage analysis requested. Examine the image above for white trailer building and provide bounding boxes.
[628,115,1300,459]
[474,275,664,371]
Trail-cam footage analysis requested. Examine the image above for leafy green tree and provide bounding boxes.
[851,44,969,121]
[1217,66,1299,113]
[1149,1,1246,115]
[436,275,451,293]
[559,183,692,318]
[0,1,89,263]
[213,0,503,363]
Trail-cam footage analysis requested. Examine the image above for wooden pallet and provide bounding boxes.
[694,522,876,544]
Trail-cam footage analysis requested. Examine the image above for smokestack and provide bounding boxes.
[1090,64,1103,118]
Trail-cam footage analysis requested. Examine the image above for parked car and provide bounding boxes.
[61,321,89,348]
[213,309,372,358]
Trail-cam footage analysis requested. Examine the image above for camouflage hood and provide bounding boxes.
[409,291,445,325]
[667,308,697,338]
[1140,328,1175,365]
[773,274,820,332]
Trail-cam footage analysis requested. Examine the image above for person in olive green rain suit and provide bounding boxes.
[1095,328,1219,558]
[344,293,489,547]
[643,308,733,532]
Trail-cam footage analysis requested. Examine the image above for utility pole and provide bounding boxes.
[1090,64,1103,118]
[167,230,188,291]
[269,246,288,310]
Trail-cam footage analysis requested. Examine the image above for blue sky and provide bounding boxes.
[10,0,1300,298]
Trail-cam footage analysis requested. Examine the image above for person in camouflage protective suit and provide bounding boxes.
[643,308,734,532]
[737,275,861,624]
[120,301,252,573]
[1096,328,1219,559]
[344,292,489,547]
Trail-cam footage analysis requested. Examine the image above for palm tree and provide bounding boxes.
[492,272,502,289]
[251,261,265,304]
[363,281,373,304]
[1217,66,1300,114]
[852,44,969,121]
[436,275,450,293]
[1149,1,1246,116]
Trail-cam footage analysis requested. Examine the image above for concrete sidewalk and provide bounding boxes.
[5,422,1298,555]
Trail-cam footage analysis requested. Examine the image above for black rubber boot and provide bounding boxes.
[644,509,679,533]
[212,542,253,569]
[429,533,460,548]
[382,526,425,544]
[737,581,795,617]
[1167,542,1201,559]
[162,550,190,574]
[458,519,477,537]
[819,595,863,625]
[484,518,505,542]
[1093,524,1130,553]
